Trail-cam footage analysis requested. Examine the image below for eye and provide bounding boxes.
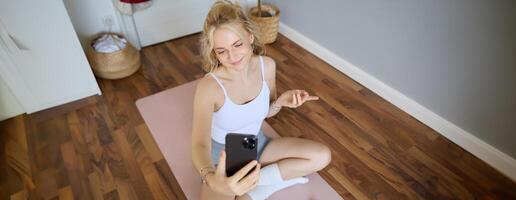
[216,50,225,55]
[234,43,243,47]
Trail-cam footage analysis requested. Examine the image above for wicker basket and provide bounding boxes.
[86,35,141,80]
[249,4,280,44]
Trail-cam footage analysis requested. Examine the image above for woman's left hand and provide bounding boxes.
[276,89,319,108]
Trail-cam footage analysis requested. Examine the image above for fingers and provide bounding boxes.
[287,90,318,108]
[300,91,312,100]
[238,163,261,191]
[300,90,319,100]
[301,90,309,98]
[295,91,302,106]
[229,160,258,183]
[215,150,226,176]
[282,89,319,108]
[305,95,319,101]
[288,90,301,108]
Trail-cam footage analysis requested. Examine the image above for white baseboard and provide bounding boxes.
[278,22,516,181]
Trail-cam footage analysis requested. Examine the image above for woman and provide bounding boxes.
[191,1,331,200]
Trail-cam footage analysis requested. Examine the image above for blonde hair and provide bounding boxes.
[200,0,265,72]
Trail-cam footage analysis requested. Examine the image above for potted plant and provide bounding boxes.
[249,0,280,44]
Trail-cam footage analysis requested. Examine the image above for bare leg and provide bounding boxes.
[201,137,330,200]
[258,137,331,180]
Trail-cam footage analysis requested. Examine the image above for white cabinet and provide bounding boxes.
[0,0,101,120]
[0,74,24,120]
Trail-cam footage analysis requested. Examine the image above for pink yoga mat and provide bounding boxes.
[136,80,343,200]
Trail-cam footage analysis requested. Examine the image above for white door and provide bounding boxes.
[0,0,101,114]
[133,0,214,47]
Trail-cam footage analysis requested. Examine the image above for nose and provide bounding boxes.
[227,49,235,61]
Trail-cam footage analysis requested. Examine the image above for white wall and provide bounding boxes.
[62,0,124,51]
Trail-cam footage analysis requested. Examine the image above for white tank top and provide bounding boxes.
[208,56,270,144]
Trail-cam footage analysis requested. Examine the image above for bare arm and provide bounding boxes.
[265,57,282,118]
[267,98,282,118]
[191,78,217,175]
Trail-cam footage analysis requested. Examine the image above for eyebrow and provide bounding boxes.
[214,40,241,50]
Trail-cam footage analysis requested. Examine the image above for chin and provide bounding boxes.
[231,63,246,71]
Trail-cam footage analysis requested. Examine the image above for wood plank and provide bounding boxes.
[88,172,104,200]
[58,186,74,200]
[155,159,187,200]
[404,146,474,199]
[114,178,138,200]
[9,190,27,200]
[135,124,164,163]
[111,128,154,200]
[102,189,119,200]
[328,167,369,200]
[33,168,58,200]
[61,141,93,200]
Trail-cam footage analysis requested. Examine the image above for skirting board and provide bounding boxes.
[278,22,516,181]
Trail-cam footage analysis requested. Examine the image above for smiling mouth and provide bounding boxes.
[231,57,243,65]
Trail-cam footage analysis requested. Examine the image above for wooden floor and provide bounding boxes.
[1,33,515,200]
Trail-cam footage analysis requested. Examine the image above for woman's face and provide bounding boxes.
[212,25,254,71]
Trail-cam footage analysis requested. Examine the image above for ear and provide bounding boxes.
[248,32,254,44]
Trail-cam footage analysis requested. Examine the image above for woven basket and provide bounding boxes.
[86,35,141,80]
[249,4,280,44]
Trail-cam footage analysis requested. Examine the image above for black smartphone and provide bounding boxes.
[225,133,258,177]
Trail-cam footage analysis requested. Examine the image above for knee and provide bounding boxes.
[310,144,332,171]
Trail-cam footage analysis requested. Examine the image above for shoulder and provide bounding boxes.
[194,74,223,107]
[260,55,276,80]
[196,74,222,96]
[261,55,276,71]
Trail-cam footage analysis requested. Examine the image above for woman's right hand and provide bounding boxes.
[205,150,261,196]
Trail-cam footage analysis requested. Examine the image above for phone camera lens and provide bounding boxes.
[242,137,257,149]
